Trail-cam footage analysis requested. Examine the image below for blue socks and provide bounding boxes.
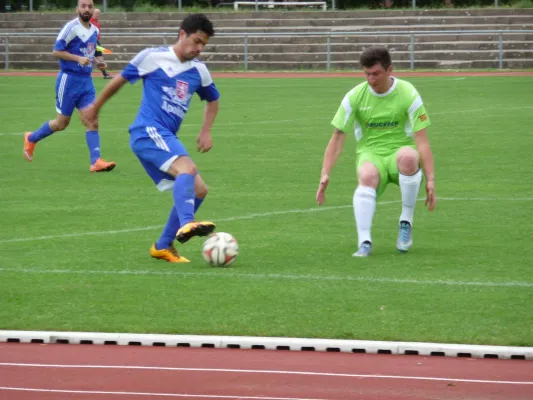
[28,124,101,166]
[194,196,204,213]
[154,196,206,250]
[85,131,101,165]
[28,121,54,142]
[155,207,180,250]
[155,177,207,250]
[173,173,195,228]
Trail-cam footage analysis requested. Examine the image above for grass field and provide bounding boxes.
[0,75,532,347]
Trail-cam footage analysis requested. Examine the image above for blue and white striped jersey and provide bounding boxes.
[54,17,99,76]
[121,46,220,135]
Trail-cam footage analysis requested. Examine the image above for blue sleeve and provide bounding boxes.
[197,83,220,102]
[54,39,67,52]
[121,63,142,84]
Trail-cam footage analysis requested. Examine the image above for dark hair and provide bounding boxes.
[179,13,215,37]
[359,47,392,70]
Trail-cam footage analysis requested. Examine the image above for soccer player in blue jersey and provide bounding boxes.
[86,14,219,263]
[23,0,116,173]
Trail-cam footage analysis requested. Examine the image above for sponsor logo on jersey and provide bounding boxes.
[161,100,186,119]
[365,121,400,129]
[80,42,96,60]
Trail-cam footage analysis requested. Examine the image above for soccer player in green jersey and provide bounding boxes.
[316,47,437,257]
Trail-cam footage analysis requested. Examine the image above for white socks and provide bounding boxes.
[353,186,377,247]
[399,169,422,225]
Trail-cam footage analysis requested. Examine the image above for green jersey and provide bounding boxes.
[331,78,431,156]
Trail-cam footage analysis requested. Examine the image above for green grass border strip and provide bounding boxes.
[1,330,531,360]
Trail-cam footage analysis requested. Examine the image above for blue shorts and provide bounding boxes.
[130,125,190,192]
[55,72,95,117]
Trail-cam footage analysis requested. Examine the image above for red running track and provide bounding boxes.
[0,343,532,400]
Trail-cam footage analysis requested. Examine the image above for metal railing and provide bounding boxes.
[2,30,533,71]
[232,1,328,11]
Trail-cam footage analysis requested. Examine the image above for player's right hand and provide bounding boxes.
[316,174,329,205]
[197,131,213,153]
[78,56,91,66]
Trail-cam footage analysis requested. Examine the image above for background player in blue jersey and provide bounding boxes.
[23,0,116,173]
[86,14,220,263]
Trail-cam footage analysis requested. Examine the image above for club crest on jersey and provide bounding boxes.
[86,43,95,56]
[176,81,189,102]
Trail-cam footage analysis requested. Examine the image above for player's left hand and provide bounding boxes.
[425,180,437,211]
[197,131,213,153]
[96,61,107,71]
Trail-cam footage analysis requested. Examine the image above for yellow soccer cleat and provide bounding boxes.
[176,221,216,244]
[149,244,190,263]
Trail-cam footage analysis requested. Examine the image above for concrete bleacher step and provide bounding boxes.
[3,49,532,63]
[9,41,533,54]
[1,8,532,71]
[1,8,532,21]
[204,50,533,63]
[8,32,533,46]
[3,22,533,34]
[8,32,533,47]
[2,15,533,29]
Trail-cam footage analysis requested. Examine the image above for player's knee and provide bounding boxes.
[396,147,419,175]
[86,121,99,131]
[196,183,208,199]
[194,174,208,198]
[169,156,198,177]
[358,162,380,188]
[53,119,69,131]
[180,164,198,176]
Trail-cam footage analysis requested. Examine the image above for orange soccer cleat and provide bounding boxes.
[176,221,216,244]
[90,158,116,172]
[24,132,36,162]
[149,244,190,263]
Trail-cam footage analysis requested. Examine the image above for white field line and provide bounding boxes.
[1,105,533,137]
[0,386,323,400]
[0,363,532,385]
[0,197,531,245]
[0,267,531,288]
[0,118,314,136]
[1,197,532,288]
[0,203,353,245]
